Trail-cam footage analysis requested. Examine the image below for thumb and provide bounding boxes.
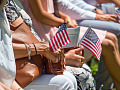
[74,48,83,54]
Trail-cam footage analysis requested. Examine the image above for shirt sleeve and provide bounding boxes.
[57,0,96,20]
[68,0,96,12]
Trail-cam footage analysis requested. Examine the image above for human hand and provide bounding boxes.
[64,47,85,67]
[95,14,117,22]
[71,20,78,27]
[64,16,77,28]
[36,42,65,64]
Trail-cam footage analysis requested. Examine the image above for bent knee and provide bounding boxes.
[49,74,76,90]
[106,32,118,42]
[102,39,115,52]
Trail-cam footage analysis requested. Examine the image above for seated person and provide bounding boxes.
[20,0,120,89]
[57,0,120,37]
[11,0,95,89]
[56,0,120,89]
[4,0,78,90]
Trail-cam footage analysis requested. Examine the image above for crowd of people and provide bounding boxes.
[0,0,120,90]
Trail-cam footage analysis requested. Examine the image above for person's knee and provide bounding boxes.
[102,39,115,53]
[49,75,76,90]
[106,32,118,43]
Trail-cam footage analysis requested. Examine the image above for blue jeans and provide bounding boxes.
[77,20,120,38]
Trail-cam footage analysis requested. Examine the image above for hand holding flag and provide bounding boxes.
[78,26,102,61]
[49,23,71,52]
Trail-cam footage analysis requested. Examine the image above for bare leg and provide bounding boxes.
[105,32,119,55]
[101,32,120,84]
[105,32,120,89]
[113,79,120,90]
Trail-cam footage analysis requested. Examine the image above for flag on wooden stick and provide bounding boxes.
[78,27,102,61]
[49,23,71,52]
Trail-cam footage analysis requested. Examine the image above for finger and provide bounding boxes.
[75,54,85,61]
[79,62,84,68]
[109,17,117,22]
[74,48,83,54]
[51,58,58,63]
[60,52,65,65]
[64,18,68,23]
[80,56,85,62]
[111,15,117,19]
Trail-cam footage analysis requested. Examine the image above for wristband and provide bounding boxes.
[93,8,97,13]
[32,43,37,55]
[25,43,31,60]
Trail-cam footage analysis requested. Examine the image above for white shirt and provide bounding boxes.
[83,0,98,6]
[57,0,96,20]
[0,7,16,88]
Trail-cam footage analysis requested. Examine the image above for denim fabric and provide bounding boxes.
[78,20,120,38]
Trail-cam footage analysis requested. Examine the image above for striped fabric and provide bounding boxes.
[79,27,102,61]
[49,23,71,52]
[115,7,120,24]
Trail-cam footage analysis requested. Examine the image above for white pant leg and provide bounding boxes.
[24,71,77,90]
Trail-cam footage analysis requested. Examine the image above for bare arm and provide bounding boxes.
[13,43,63,63]
[59,11,78,28]
[0,82,11,90]
[27,0,64,26]
[11,80,23,90]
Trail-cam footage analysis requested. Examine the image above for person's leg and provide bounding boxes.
[101,32,120,84]
[66,64,95,90]
[24,71,77,90]
[77,20,120,37]
[95,57,114,90]
[79,27,120,88]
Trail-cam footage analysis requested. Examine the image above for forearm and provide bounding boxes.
[13,42,53,59]
[28,0,64,26]
[11,81,23,90]
[58,1,96,20]
[0,82,11,90]
[13,43,36,59]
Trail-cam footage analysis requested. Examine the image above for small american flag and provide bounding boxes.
[115,7,120,23]
[49,23,71,52]
[79,27,102,61]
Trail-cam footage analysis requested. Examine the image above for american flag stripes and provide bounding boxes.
[115,7,120,23]
[79,27,102,61]
[49,23,71,52]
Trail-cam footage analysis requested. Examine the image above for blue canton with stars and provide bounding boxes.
[85,28,98,44]
[56,23,68,34]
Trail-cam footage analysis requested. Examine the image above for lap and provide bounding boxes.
[77,20,120,37]
[66,64,95,90]
[24,71,77,90]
